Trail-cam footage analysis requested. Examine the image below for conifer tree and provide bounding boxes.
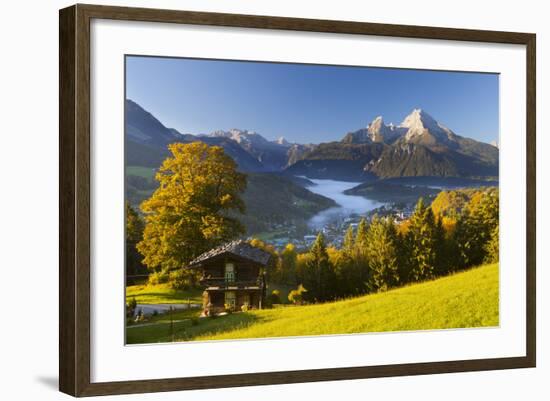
[453,189,499,268]
[434,216,449,276]
[406,198,438,281]
[452,208,474,269]
[353,218,371,290]
[303,232,335,302]
[355,218,368,250]
[332,226,364,297]
[395,229,410,284]
[343,225,355,254]
[364,216,400,292]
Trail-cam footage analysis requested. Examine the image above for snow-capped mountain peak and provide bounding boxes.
[203,128,293,170]
[274,136,290,146]
[366,115,402,143]
[399,109,455,142]
[207,129,294,150]
[370,115,383,124]
[400,108,434,129]
[207,129,269,146]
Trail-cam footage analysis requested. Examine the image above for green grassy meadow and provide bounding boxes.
[126,263,499,344]
[126,283,203,305]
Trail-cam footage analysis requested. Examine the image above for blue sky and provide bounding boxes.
[126,56,499,144]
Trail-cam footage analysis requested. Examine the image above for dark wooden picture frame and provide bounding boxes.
[59,3,536,397]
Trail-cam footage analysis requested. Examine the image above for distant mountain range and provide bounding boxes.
[125,99,498,181]
[204,129,291,171]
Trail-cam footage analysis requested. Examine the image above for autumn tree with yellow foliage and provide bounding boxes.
[137,142,247,270]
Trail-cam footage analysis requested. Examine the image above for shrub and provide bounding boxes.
[288,284,307,305]
[126,296,137,317]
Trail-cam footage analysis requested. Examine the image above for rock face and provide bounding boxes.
[367,116,401,143]
[362,109,498,178]
[342,116,403,145]
[399,109,458,147]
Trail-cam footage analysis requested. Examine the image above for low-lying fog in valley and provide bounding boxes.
[305,179,382,229]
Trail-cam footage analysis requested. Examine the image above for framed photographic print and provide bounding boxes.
[59,4,536,397]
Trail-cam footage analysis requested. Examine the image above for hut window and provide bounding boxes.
[225,262,235,283]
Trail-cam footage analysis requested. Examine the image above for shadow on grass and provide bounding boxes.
[126,312,262,344]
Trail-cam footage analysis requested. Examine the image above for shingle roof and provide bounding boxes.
[188,240,271,267]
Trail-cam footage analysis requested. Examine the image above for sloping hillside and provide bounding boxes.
[343,180,441,203]
[366,141,498,178]
[199,263,498,341]
[238,173,336,233]
[127,263,498,344]
[284,141,384,181]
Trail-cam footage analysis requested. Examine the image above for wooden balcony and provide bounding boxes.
[200,276,264,290]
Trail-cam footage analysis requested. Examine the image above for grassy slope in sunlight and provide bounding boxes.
[127,263,498,344]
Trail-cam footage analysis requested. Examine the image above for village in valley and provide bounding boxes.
[262,203,416,251]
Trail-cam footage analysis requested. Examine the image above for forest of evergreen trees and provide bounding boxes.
[257,187,499,304]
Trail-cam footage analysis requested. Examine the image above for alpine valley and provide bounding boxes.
[125,99,498,239]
